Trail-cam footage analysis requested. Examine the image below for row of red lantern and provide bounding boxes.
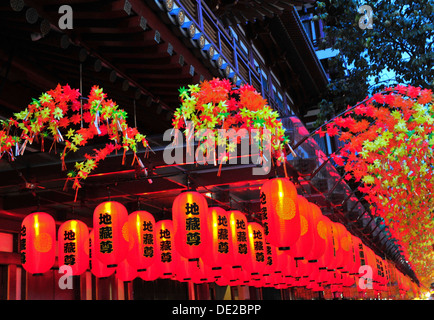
[20,177,415,293]
[21,207,406,293]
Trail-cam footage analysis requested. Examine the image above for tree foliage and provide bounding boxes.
[314,0,434,124]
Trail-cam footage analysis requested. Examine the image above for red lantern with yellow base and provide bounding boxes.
[21,212,56,275]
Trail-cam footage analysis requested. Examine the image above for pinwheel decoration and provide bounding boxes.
[0,84,150,200]
[171,78,291,175]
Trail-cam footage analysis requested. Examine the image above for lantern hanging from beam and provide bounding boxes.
[154,219,178,278]
[58,220,89,276]
[93,201,129,268]
[127,210,156,271]
[202,207,233,270]
[335,223,353,272]
[287,196,314,260]
[21,212,56,274]
[245,222,267,276]
[259,177,300,250]
[228,210,249,268]
[172,190,209,260]
[308,203,327,262]
[89,230,115,278]
[116,258,138,282]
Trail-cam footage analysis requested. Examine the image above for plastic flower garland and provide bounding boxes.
[320,84,434,286]
[171,78,290,175]
[0,84,149,200]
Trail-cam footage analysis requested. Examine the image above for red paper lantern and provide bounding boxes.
[93,201,129,267]
[288,196,315,260]
[154,220,177,278]
[89,230,115,278]
[20,212,56,274]
[127,210,156,271]
[259,177,300,250]
[334,223,355,273]
[175,256,211,284]
[172,190,209,260]
[315,215,331,270]
[329,221,343,270]
[308,203,327,261]
[138,263,160,281]
[377,257,387,285]
[58,220,89,276]
[345,234,360,275]
[245,222,267,276]
[263,242,278,276]
[116,258,138,282]
[202,207,233,270]
[352,236,364,275]
[320,217,342,271]
[294,258,313,278]
[216,265,239,286]
[365,247,378,283]
[228,210,249,268]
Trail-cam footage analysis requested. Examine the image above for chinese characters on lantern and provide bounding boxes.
[252,229,265,263]
[143,220,154,259]
[185,202,201,246]
[63,229,76,266]
[217,214,229,254]
[99,212,113,254]
[160,226,172,263]
[20,225,26,264]
[259,192,269,236]
[236,218,247,255]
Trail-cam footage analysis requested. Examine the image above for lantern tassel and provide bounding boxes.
[131,152,140,166]
[283,158,288,178]
[49,140,57,154]
[61,146,67,171]
[20,140,28,156]
[72,179,81,202]
[74,187,79,203]
[122,148,127,165]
